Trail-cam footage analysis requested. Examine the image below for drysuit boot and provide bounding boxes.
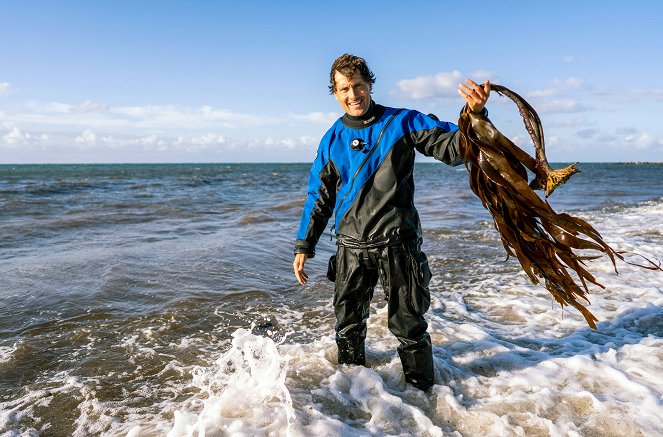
[397,333,434,391]
[336,337,366,366]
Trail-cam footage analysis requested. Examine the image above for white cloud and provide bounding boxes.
[175,133,227,149]
[75,129,97,146]
[3,127,26,146]
[628,89,663,102]
[527,78,584,99]
[587,86,663,104]
[6,101,129,130]
[3,100,338,136]
[0,82,10,97]
[393,70,496,100]
[268,135,316,150]
[110,104,269,129]
[566,126,663,152]
[136,134,158,145]
[71,100,109,113]
[291,112,339,124]
[469,70,494,81]
[1,126,49,149]
[622,131,663,150]
[562,56,575,63]
[535,99,585,114]
[240,135,316,152]
[0,98,330,161]
[515,78,589,114]
[1,123,319,159]
[527,88,557,98]
[509,134,529,149]
[393,70,463,100]
[192,133,226,145]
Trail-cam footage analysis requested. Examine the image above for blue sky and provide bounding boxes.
[1,0,662,163]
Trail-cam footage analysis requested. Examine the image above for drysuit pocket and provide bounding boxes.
[326,254,337,282]
[409,250,432,316]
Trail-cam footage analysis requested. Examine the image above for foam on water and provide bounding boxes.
[138,273,661,437]
[0,345,17,364]
[163,328,294,437]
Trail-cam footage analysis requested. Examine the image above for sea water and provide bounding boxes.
[1,162,662,436]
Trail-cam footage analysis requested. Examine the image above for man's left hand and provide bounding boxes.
[458,79,490,113]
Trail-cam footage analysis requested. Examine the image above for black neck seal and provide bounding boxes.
[341,101,385,129]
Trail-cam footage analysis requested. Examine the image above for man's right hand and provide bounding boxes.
[293,253,309,285]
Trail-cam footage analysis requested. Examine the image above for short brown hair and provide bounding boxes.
[328,53,376,95]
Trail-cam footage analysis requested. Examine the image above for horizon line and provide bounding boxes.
[1,161,662,166]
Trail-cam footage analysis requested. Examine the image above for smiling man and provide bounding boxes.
[293,53,489,391]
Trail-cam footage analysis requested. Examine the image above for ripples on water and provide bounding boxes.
[1,163,662,436]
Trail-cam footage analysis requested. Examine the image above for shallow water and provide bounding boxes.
[1,162,662,436]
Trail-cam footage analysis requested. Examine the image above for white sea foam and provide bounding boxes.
[0,344,17,363]
[165,328,294,437]
[114,199,663,436]
[2,189,661,436]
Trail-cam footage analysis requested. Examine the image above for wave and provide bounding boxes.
[236,213,277,224]
[271,199,306,211]
[15,179,102,196]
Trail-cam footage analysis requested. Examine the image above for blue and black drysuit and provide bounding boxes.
[294,101,465,390]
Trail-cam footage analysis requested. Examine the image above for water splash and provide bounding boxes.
[166,328,294,437]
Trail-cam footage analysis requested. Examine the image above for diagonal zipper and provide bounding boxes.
[330,109,402,239]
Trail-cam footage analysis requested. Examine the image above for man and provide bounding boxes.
[293,53,489,391]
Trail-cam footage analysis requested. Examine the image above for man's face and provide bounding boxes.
[333,71,372,117]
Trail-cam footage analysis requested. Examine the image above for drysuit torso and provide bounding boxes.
[295,102,463,257]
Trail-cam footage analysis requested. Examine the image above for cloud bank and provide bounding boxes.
[3,72,663,163]
[4,100,338,133]
[0,98,338,162]
[0,123,321,163]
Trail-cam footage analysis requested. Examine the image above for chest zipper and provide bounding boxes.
[329,110,402,240]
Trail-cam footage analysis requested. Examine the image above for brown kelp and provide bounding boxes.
[457,84,661,328]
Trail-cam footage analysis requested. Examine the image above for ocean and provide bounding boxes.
[1,162,662,437]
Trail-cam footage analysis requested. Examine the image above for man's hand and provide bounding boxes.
[293,253,309,285]
[458,79,490,113]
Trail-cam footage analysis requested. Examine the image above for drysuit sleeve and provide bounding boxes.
[409,108,487,166]
[294,134,339,259]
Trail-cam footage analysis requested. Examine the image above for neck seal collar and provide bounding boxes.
[341,101,385,128]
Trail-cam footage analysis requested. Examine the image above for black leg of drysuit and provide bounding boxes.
[333,248,377,366]
[333,243,433,390]
[380,243,433,391]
